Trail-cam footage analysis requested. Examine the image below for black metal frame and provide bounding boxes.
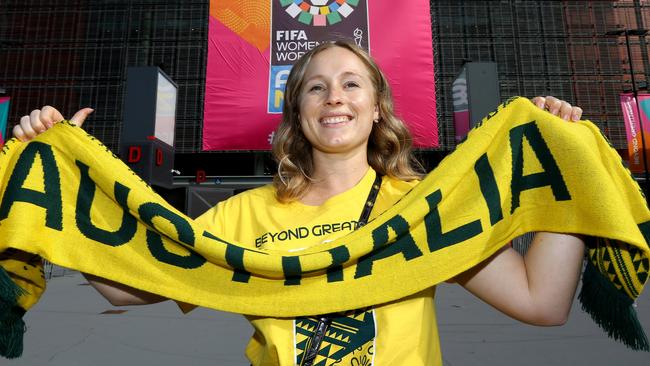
[1,1,649,171]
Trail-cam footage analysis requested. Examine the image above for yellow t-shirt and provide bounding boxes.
[196,169,442,366]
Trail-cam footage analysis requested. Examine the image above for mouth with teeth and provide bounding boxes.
[319,115,353,126]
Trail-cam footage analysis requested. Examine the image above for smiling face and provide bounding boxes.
[298,46,379,156]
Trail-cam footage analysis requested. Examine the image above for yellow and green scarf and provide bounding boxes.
[1,97,649,358]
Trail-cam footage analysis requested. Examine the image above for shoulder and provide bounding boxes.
[381,175,419,197]
[195,184,278,226]
[374,175,420,212]
[224,184,277,206]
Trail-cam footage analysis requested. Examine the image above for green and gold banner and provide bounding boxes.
[1,97,649,357]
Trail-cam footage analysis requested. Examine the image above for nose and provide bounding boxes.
[325,86,343,105]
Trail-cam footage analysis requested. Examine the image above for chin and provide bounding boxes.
[316,140,367,155]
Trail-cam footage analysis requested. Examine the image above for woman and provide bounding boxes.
[14,41,585,366]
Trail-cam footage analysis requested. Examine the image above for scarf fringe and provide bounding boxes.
[0,267,26,359]
[579,260,649,351]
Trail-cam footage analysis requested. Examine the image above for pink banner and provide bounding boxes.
[203,0,437,150]
[620,93,650,173]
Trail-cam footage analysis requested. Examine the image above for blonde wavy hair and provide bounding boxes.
[272,41,424,202]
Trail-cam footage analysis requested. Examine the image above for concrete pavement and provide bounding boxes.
[5,270,650,365]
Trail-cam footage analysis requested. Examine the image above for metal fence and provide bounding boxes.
[2,0,650,154]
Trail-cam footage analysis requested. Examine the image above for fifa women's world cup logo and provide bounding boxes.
[268,0,370,114]
[279,0,360,27]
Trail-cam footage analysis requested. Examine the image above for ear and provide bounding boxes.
[373,105,379,121]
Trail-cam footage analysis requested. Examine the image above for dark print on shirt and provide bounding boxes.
[255,220,360,248]
[295,308,375,366]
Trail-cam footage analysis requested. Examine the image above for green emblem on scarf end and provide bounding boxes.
[0,267,27,359]
[579,260,649,351]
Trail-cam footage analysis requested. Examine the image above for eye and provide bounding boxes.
[307,84,325,92]
[344,81,360,88]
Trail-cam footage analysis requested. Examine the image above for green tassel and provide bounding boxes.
[0,267,27,359]
[579,260,649,351]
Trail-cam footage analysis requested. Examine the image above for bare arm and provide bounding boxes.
[13,106,167,307]
[456,232,584,326]
[84,274,167,306]
[456,96,586,325]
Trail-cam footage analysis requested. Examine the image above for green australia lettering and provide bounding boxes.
[355,215,423,278]
[203,231,252,283]
[75,161,137,246]
[138,202,206,269]
[474,153,503,226]
[0,142,62,230]
[226,244,251,283]
[283,256,302,285]
[424,189,483,252]
[326,245,350,283]
[509,121,571,214]
[284,246,354,285]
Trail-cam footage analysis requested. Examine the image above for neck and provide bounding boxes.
[300,149,371,206]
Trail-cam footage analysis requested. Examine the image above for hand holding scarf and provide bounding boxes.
[0,97,648,358]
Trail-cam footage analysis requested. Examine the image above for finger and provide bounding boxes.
[558,101,573,121]
[29,109,47,133]
[571,106,583,121]
[531,96,546,109]
[69,107,94,127]
[19,115,37,140]
[12,124,27,142]
[40,105,65,129]
[545,96,562,116]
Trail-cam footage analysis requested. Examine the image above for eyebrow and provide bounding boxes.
[304,71,364,83]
